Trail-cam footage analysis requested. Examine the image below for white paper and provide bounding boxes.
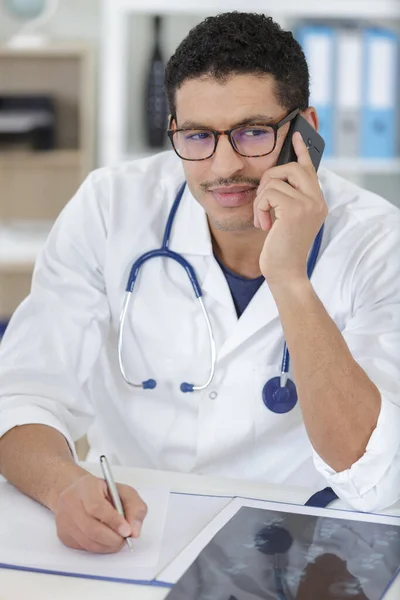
[0,481,169,582]
[0,482,231,584]
[155,492,232,580]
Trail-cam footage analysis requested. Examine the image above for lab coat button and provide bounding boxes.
[209,391,218,400]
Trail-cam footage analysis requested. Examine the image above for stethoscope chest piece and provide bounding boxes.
[262,377,298,414]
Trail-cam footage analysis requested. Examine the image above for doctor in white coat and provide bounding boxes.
[0,12,400,555]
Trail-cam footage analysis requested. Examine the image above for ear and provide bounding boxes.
[168,115,176,130]
[300,107,319,132]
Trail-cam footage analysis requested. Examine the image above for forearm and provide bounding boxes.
[0,424,89,512]
[270,279,381,472]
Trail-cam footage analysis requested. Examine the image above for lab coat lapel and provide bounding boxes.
[168,183,280,359]
[169,185,239,313]
[217,280,280,361]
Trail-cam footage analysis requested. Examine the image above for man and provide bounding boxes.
[0,12,399,555]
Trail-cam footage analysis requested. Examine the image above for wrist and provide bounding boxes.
[267,275,313,298]
[47,461,90,513]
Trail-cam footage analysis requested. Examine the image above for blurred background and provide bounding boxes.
[0,0,399,339]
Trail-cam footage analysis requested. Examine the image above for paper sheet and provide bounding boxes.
[0,481,169,582]
[0,482,232,585]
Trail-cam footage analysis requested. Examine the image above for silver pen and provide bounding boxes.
[99,454,133,550]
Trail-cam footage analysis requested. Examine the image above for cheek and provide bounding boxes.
[182,162,208,191]
[182,163,211,209]
[244,152,279,179]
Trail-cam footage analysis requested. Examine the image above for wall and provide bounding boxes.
[0,0,100,43]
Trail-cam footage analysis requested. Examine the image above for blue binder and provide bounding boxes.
[295,24,336,158]
[361,28,399,159]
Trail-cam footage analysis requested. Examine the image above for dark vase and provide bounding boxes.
[144,15,168,149]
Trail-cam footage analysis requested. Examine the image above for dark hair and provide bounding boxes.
[164,12,309,119]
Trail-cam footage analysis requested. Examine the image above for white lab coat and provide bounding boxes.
[0,151,399,512]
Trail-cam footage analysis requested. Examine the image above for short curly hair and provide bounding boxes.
[164,12,309,119]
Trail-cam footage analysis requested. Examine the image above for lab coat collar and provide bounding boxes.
[168,183,280,357]
[168,168,339,258]
[167,183,213,257]
[168,183,236,312]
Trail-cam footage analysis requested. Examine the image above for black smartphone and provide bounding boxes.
[277,114,325,172]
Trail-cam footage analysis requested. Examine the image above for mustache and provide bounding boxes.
[200,176,260,192]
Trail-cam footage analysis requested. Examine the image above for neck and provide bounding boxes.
[210,221,267,279]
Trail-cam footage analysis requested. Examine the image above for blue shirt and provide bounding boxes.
[215,256,265,317]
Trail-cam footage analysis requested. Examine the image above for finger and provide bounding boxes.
[292,131,315,170]
[257,177,298,200]
[59,530,85,551]
[254,190,290,231]
[81,480,132,538]
[256,188,295,217]
[118,484,148,539]
[265,161,313,192]
[68,519,123,554]
[76,512,127,549]
[258,209,272,231]
[253,186,271,229]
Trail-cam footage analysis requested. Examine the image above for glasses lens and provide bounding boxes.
[232,125,275,156]
[172,130,215,160]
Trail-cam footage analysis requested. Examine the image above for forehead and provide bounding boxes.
[174,73,282,127]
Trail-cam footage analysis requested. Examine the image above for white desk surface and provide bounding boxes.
[1,463,400,600]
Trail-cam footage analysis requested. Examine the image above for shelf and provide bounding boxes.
[100,0,400,167]
[322,158,400,175]
[0,149,83,168]
[104,0,400,19]
[0,42,94,59]
[0,221,52,271]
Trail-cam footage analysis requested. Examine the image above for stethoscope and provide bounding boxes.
[118,182,324,414]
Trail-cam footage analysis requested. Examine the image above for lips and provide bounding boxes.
[209,185,257,208]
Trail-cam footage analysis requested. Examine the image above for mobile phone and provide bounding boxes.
[277,114,325,172]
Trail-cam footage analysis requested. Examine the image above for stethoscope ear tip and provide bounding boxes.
[180,382,194,393]
[143,379,157,390]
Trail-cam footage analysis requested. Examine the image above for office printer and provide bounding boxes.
[0,95,55,151]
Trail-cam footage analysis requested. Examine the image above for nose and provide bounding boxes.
[210,133,245,178]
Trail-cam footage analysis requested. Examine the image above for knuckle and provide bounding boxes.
[59,533,81,550]
[138,501,148,519]
[86,540,106,554]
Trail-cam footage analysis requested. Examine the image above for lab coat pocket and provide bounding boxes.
[251,363,316,485]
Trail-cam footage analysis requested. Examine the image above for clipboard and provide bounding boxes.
[1,480,399,598]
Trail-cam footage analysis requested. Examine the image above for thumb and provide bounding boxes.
[118,484,148,539]
[292,131,314,169]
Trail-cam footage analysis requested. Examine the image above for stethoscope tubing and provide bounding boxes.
[118,181,324,408]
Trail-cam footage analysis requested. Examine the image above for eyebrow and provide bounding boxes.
[178,114,275,130]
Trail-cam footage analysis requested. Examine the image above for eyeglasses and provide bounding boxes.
[167,108,299,161]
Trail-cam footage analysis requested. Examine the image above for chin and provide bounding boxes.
[209,214,255,233]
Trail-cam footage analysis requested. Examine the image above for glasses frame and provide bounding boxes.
[167,108,300,161]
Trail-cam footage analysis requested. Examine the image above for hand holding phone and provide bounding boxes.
[255,114,328,284]
[277,114,325,171]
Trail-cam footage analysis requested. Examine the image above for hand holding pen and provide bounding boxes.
[100,454,137,550]
[52,458,148,554]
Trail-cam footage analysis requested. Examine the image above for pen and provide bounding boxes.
[99,454,133,551]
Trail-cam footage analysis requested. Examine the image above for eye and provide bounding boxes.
[185,131,212,141]
[242,128,271,138]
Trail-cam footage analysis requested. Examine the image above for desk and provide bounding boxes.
[1,464,400,600]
